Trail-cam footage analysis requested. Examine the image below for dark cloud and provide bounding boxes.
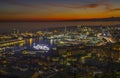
[81,3,109,9]
[40,0,110,10]
[48,3,110,10]
[0,0,118,13]
[0,0,110,9]
[0,0,37,8]
[85,4,100,8]
[108,8,120,12]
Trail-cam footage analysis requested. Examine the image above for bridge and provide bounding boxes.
[0,39,25,47]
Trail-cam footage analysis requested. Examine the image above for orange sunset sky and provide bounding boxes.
[0,0,120,21]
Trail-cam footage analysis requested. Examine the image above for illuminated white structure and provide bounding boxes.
[33,43,50,51]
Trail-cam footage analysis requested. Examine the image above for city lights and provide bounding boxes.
[33,43,50,51]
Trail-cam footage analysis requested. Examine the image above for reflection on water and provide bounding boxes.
[3,37,54,52]
[29,38,33,47]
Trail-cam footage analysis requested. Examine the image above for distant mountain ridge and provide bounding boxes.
[67,17,120,21]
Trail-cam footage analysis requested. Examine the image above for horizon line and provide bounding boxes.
[0,17,120,22]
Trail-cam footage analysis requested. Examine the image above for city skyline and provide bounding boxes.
[0,0,120,21]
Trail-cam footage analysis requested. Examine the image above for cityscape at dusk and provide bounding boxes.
[0,0,120,78]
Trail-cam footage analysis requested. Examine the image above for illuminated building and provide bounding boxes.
[33,43,50,51]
